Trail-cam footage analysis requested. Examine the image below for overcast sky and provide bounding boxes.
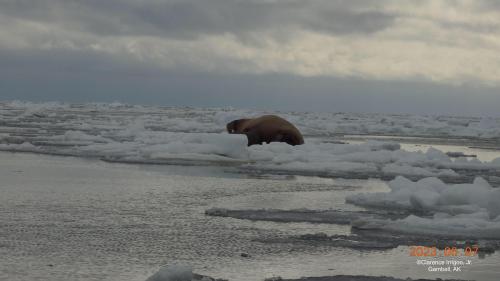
[1,0,500,116]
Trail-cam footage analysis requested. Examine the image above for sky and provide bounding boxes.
[1,0,500,116]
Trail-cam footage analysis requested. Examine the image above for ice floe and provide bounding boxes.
[207,176,500,242]
[145,265,225,281]
[2,100,500,138]
[1,101,499,183]
[146,265,193,281]
[347,176,500,239]
[205,208,406,225]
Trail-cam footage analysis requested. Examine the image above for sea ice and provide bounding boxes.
[1,101,499,182]
[347,176,500,238]
[146,265,193,281]
[205,208,404,225]
[145,265,224,281]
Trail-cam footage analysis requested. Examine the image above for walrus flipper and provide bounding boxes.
[283,133,303,146]
[245,129,262,146]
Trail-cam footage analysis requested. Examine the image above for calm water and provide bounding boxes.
[1,151,499,281]
[342,135,500,162]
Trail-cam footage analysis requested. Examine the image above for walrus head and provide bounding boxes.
[226,120,236,133]
[226,119,249,134]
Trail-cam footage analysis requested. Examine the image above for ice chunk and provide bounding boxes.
[146,265,193,281]
[348,176,500,238]
[354,212,500,239]
[348,176,500,216]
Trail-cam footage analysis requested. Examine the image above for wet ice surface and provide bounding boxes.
[2,152,500,281]
[204,208,406,225]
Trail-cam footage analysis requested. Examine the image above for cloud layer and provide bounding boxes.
[1,0,500,85]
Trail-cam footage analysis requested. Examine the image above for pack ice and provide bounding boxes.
[347,176,500,239]
[0,101,499,182]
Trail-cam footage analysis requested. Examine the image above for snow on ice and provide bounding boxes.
[1,101,499,182]
[348,176,500,239]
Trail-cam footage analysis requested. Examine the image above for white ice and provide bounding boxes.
[348,176,500,238]
[1,101,499,180]
[3,100,500,138]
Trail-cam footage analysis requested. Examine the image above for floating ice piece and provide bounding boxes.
[347,176,500,238]
[352,212,500,239]
[146,265,193,281]
[347,176,500,216]
[205,208,406,225]
[145,265,226,281]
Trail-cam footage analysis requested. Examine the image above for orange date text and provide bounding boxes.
[409,246,479,257]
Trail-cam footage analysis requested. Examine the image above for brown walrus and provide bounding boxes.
[226,115,304,146]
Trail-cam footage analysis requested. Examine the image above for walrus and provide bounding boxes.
[226,115,304,146]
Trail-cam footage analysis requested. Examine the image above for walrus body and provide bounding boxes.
[226,115,304,146]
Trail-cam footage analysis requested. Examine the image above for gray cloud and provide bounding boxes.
[2,46,500,117]
[1,0,500,116]
[0,0,395,39]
